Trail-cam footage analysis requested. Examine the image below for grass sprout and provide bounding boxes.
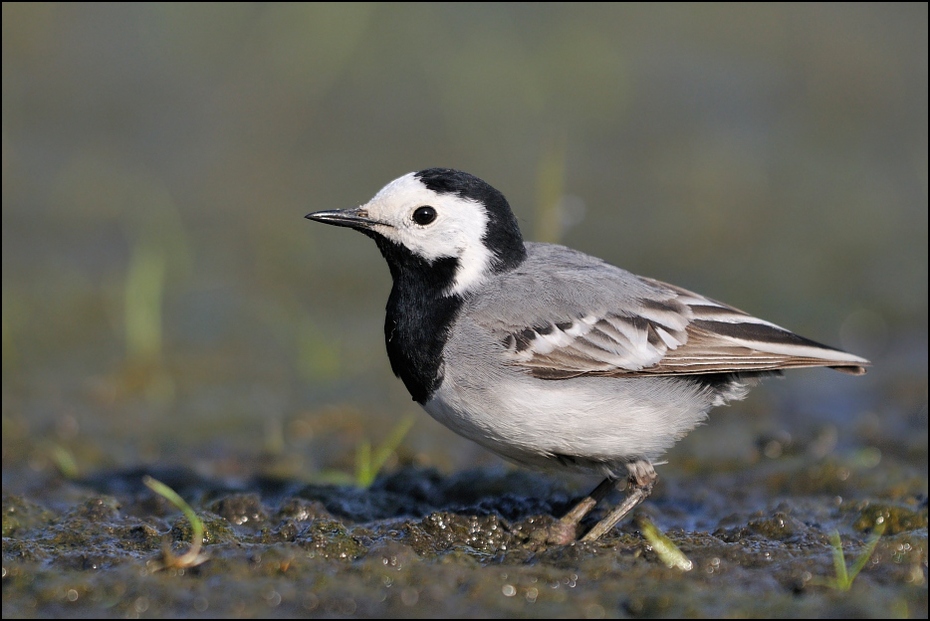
[640,517,693,571]
[143,475,209,570]
[354,414,416,487]
[812,520,886,591]
[125,241,166,366]
[45,443,80,480]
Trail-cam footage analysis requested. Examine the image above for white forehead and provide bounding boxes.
[364,172,475,215]
[368,172,431,208]
[362,171,488,230]
[361,172,495,296]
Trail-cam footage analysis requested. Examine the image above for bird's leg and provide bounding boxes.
[580,459,656,542]
[545,477,617,545]
[560,477,617,526]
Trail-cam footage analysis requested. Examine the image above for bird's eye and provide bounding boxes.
[412,206,437,225]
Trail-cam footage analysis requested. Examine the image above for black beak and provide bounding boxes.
[305,207,385,231]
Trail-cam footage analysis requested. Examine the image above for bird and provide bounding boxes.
[306,168,870,544]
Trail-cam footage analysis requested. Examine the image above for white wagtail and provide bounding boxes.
[306,168,870,544]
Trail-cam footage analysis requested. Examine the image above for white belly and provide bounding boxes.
[423,372,718,477]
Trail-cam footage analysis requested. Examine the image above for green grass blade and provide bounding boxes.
[829,530,850,589]
[143,475,208,569]
[125,242,166,365]
[847,520,886,584]
[641,517,693,571]
[355,438,373,487]
[355,414,415,488]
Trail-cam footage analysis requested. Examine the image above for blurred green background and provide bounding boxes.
[2,3,927,477]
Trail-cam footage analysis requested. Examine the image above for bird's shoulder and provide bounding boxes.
[466,242,669,317]
[460,242,692,375]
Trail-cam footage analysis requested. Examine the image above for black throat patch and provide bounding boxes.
[374,235,463,404]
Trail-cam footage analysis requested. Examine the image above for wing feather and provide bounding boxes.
[494,274,869,378]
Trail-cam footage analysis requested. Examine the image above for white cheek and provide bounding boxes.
[394,225,457,261]
[448,242,494,295]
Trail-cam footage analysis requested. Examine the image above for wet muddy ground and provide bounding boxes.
[3,364,927,618]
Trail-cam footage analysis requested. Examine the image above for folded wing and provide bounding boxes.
[497,276,870,379]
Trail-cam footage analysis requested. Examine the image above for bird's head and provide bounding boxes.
[307,168,526,296]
